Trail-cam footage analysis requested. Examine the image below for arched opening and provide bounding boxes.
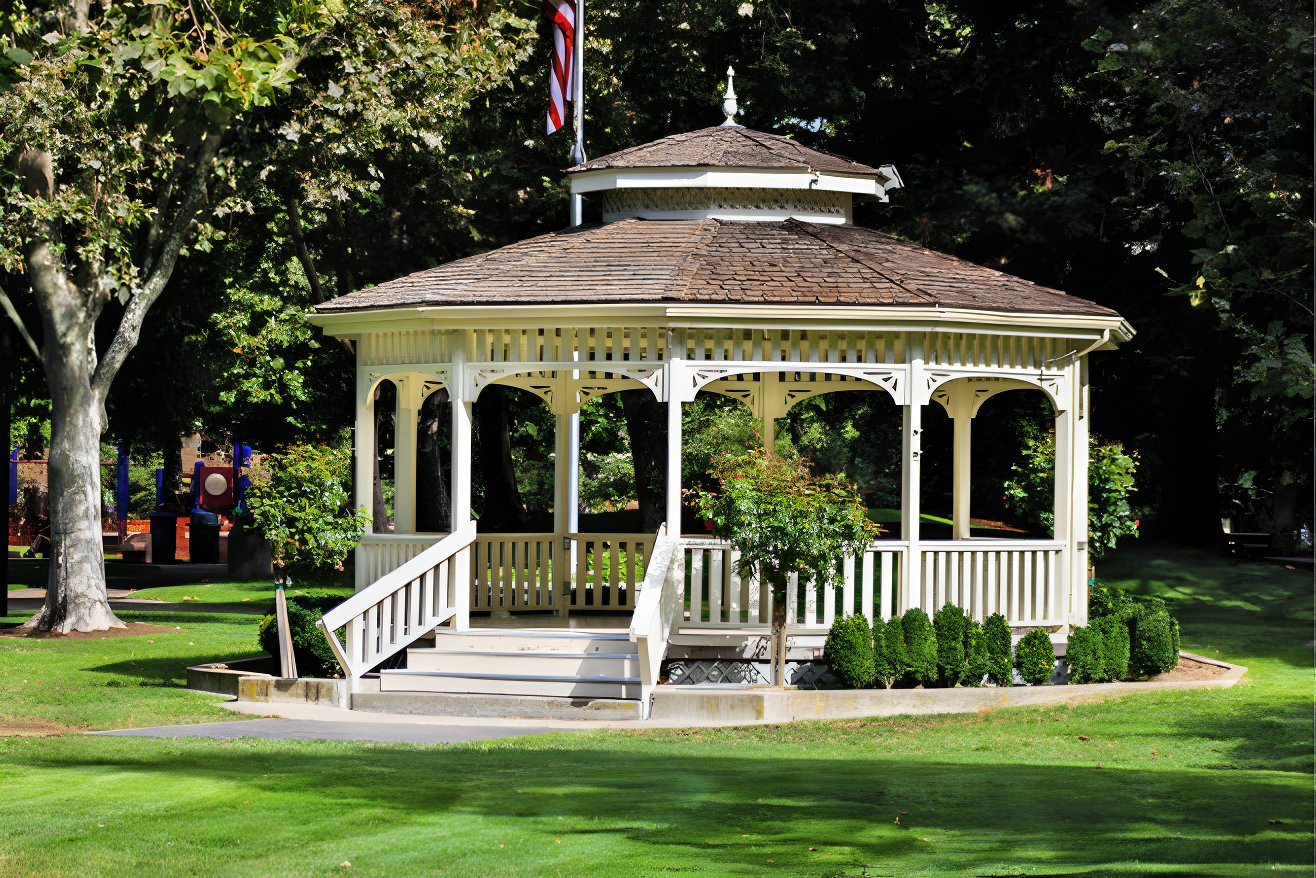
[371,379,396,534]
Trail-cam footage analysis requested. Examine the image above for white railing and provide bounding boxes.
[354,533,445,589]
[565,532,654,612]
[469,532,655,614]
[319,521,476,679]
[914,540,1065,626]
[471,533,558,612]
[627,525,680,715]
[680,539,906,630]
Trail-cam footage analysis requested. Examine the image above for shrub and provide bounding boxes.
[257,593,344,678]
[983,613,1013,686]
[824,614,876,688]
[900,608,938,686]
[932,603,967,686]
[961,618,989,687]
[1129,609,1178,678]
[1093,615,1131,681]
[873,615,905,689]
[1089,581,1135,620]
[1014,628,1056,685]
[1065,626,1108,684]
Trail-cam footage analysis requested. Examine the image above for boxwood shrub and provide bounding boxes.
[1093,614,1130,681]
[983,613,1013,686]
[961,617,989,687]
[900,607,938,686]
[872,616,905,689]
[1129,608,1178,678]
[257,592,344,678]
[1014,628,1056,685]
[824,614,876,688]
[933,602,967,686]
[1065,626,1107,684]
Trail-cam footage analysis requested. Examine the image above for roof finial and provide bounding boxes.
[720,66,740,127]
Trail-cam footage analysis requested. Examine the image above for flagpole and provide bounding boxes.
[569,0,585,226]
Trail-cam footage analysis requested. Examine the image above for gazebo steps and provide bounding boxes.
[379,627,641,701]
[351,690,643,721]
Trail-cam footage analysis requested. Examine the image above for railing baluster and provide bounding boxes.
[860,551,874,623]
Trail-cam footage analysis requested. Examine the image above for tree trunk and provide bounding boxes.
[160,433,183,509]
[24,346,124,632]
[0,362,9,620]
[1270,469,1297,553]
[474,385,523,530]
[417,388,450,532]
[769,573,787,687]
[621,390,667,533]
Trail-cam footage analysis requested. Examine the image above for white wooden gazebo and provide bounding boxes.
[309,104,1132,710]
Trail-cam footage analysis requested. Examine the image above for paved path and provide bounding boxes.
[95,718,550,745]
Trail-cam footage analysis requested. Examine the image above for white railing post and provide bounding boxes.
[450,336,473,630]
[628,524,679,718]
[902,345,925,613]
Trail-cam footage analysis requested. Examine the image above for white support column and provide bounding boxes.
[353,371,376,531]
[949,391,973,541]
[393,376,423,534]
[449,338,473,629]
[554,402,574,616]
[1071,360,1091,626]
[665,352,685,535]
[761,371,776,451]
[901,348,925,613]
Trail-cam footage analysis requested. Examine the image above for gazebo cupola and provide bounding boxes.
[309,80,1133,710]
[568,70,903,225]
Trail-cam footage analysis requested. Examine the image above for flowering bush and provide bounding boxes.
[243,442,369,585]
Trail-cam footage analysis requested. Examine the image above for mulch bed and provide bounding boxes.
[0,622,181,640]
[0,719,83,737]
[1152,655,1230,682]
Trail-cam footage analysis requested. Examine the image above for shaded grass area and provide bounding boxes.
[0,544,1309,876]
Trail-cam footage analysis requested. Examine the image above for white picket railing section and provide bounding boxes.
[470,533,558,612]
[354,534,445,589]
[319,522,476,679]
[914,541,1065,626]
[680,538,906,630]
[627,525,680,714]
[469,532,656,613]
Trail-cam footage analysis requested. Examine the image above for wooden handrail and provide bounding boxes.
[627,524,680,717]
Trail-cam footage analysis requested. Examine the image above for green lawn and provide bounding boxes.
[120,579,353,610]
[0,543,1310,876]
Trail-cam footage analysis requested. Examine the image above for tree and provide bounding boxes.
[0,0,532,631]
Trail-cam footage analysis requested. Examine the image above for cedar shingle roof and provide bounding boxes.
[316,218,1120,318]
[569,126,884,176]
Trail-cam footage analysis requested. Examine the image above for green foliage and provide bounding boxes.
[579,451,635,513]
[871,616,905,689]
[1065,626,1108,684]
[823,614,876,689]
[983,613,1014,687]
[1003,429,1140,559]
[961,618,990,688]
[1129,609,1179,679]
[256,592,344,678]
[243,442,368,583]
[690,450,880,594]
[1014,628,1056,686]
[1093,614,1131,682]
[899,608,938,686]
[932,602,967,687]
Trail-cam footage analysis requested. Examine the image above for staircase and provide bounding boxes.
[378,627,642,701]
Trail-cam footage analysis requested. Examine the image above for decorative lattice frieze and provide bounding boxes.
[601,186,849,219]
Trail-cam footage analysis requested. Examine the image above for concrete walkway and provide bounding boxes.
[8,589,267,615]
[95,718,551,745]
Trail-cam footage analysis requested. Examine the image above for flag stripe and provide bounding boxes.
[544,0,576,135]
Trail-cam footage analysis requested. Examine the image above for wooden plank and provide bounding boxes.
[860,551,875,623]
[879,551,893,621]
[842,555,856,618]
[803,570,818,626]
[689,549,705,623]
[709,549,724,624]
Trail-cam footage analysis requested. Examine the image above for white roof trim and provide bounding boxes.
[570,167,892,198]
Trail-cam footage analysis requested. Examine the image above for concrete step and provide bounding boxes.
[351,690,642,720]
[407,649,640,677]
[429,628,635,654]
[379,668,640,700]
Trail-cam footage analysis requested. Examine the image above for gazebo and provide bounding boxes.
[309,96,1132,713]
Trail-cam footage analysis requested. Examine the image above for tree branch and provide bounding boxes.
[284,193,325,305]
[0,288,41,359]
[93,127,224,400]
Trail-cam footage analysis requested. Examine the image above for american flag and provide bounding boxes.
[544,0,576,135]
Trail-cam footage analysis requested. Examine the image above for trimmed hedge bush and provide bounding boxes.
[1129,608,1178,678]
[900,607,938,686]
[961,618,989,687]
[983,613,1013,686]
[1014,628,1056,685]
[257,592,344,678]
[1065,626,1107,684]
[933,603,967,687]
[1093,614,1130,681]
[872,616,905,689]
[824,614,876,688]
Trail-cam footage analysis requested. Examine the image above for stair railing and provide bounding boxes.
[319,520,476,681]
[628,524,682,716]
